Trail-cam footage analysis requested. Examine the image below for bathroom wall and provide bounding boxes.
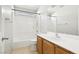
[56,6,78,35]
[77,7,79,35]
[0,7,1,28]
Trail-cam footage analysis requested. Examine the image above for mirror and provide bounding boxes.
[37,5,79,36]
[54,5,79,35]
[47,16,56,33]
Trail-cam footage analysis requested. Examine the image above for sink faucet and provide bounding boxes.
[56,33,60,38]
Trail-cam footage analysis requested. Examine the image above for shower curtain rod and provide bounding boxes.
[12,9,40,15]
[12,9,54,17]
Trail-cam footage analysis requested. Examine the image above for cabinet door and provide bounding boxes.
[43,40,54,54]
[55,46,70,54]
[37,36,43,54]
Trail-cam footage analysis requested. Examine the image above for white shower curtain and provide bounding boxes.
[13,11,37,48]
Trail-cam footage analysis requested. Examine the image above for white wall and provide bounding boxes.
[0,7,1,32]
[76,7,79,35]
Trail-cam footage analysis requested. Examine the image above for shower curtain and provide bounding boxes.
[13,11,37,48]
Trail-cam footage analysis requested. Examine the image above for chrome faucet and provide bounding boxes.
[56,33,60,38]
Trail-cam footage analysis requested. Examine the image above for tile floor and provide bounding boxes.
[12,46,37,54]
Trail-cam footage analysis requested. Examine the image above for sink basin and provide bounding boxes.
[45,34,62,40]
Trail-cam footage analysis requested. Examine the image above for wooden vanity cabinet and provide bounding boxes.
[37,36,74,54]
[55,45,69,54]
[55,45,74,54]
[43,39,55,54]
[37,36,43,54]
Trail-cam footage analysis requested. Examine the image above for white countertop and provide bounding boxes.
[37,32,79,54]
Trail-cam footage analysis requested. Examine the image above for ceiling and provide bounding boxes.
[14,5,40,13]
[14,5,79,15]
